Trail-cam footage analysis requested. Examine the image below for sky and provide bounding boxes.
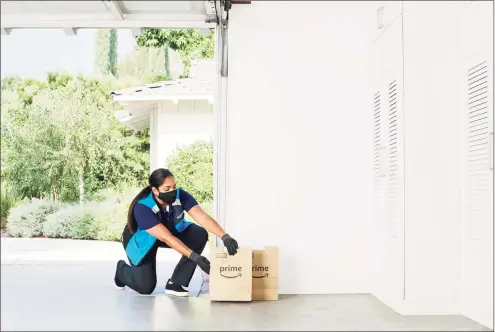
[1,29,137,79]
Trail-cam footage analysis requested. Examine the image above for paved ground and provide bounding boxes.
[1,238,491,331]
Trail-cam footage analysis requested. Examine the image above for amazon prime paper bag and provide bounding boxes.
[210,247,252,301]
[252,247,279,301]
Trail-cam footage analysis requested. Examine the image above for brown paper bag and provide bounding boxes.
[209,247,252,301]
[252,247,279,301]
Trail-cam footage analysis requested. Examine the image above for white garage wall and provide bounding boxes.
[150,99,214,171]
[401,1,466,315]
[457,1,494,328]
[226,1,377,294]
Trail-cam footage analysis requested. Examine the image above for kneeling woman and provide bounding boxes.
[114,168,239,296]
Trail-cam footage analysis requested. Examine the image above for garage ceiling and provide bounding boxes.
[0,0,217,34]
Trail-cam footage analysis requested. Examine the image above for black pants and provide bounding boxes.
[117,224,208,295]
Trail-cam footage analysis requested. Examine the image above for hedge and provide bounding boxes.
[7,198,62,237]
[6,188,138,241]
[6,188,213,242]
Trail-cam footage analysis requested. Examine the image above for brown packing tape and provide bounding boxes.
[251,246,279,301]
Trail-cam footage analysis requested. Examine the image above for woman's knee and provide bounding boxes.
[193,225,209,244]
[134,279,157,295]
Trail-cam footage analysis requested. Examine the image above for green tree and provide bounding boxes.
[108,29,118,76]
[118,47,169,83]
[46,72,73,90]
[1,77,47,106]
[167,140,213,203]
[135,29,215,78]
[94,29,118,77]
[1,75,149,203]
[1,76,22,91]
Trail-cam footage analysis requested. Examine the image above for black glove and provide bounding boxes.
[221,234,239,256]
[189,252,210,275]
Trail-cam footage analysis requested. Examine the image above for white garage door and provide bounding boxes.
[0,0,217,33]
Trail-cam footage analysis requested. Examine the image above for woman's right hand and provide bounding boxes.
[189,252,211,274]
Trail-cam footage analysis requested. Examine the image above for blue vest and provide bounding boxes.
[125,189,192,266]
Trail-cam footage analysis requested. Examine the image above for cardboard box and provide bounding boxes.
[252,247,279,301]
[209,247,252,301]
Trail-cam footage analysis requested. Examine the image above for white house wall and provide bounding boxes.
[149,100,214,172]
[173,100,214,149]
[226,1,377,294]
[398,1,493,324]
[224,3,493,325]
[457,1,494,328]
[149,105,159,174]
[370,10,406,314]
[401,1,466,315]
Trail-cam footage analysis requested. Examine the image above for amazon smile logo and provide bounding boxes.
[220,265,243,278]
[253,273,269,278]
[252,265,270,278]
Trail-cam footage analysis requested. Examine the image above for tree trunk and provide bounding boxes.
[94,28,118,77]
[181,55,191,78]
[164,44,170,77]
[52,187,58,201]
[79,167,84,205]
[148,51,153,76]
[108,28,118,77]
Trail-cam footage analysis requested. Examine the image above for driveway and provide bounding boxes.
[0,238,490,331]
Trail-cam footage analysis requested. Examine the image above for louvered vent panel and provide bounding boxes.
[373,91,383,209]
[466,61,490,240]
[387,80,398,238]
[373,92,381,176]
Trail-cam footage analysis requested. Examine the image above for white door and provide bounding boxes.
[371,13,405,311]
[458,1,494,328]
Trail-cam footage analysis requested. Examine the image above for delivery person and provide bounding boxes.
[113,168,239,296]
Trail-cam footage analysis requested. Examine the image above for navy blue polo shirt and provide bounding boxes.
[133,189,198,231]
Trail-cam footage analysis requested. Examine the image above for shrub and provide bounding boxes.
[43,204,97,240]
[91,203,125,242]
[1,182,20,230]
[5,186,139,240]
[89,186,139,241]
[167,140,213,203]
[86,187,120,202]
[7,198,61,237]
[4,185,212,242]
[88,199,124,242]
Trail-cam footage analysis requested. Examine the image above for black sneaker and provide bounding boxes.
[114,260,126,290]
[165,280,188,297]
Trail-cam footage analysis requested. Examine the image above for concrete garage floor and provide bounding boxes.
[1,238,491,331]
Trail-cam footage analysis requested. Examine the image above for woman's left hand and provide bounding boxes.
[221,234,239,256]
[189,252,211,274]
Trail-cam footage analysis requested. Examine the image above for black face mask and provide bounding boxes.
[157,189,177,204]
